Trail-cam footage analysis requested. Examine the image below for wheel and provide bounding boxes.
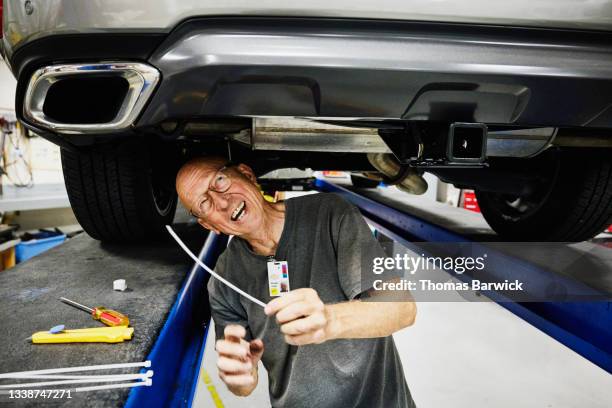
[61,138,178,242]
[475,148,612,241]
[351,174,380,189]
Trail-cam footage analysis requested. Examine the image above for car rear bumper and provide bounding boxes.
[139,18,612,128]
[5,0,612,61]
[14,17,612,137]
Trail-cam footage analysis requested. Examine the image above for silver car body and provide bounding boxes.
[4,0,612,244]
[5,0,612,140]
[4,0,612,60]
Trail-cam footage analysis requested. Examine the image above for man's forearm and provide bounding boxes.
[324,298,416,341]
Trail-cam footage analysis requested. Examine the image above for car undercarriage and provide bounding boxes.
[3,15,612,242]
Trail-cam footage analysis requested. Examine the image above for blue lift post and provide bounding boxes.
[315,179,612,374]
[125,231,228,407]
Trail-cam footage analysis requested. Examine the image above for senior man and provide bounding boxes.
[176,157,417,408]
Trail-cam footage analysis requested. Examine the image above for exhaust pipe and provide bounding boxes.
[367,153,428,195]
[23,62,160,134]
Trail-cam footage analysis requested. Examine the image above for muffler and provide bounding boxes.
[367,153,428,195]
[23,62,160,134]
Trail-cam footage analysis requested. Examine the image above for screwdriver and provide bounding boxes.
[60,297,129,327]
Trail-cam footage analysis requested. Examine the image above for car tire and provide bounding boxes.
[475,148,612,241]
[61,139,177,242]
[351,174,380,189]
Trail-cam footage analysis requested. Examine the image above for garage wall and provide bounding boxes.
[0,61,16,112]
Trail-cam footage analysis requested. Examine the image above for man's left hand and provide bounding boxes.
[264,288,329,346]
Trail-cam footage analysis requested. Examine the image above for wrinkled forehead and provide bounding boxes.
[177,158,225,201]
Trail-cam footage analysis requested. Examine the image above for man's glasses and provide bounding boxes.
[190,163,235,219]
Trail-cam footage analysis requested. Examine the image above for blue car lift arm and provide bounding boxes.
[125,231,228,407]
[316,179,612,374]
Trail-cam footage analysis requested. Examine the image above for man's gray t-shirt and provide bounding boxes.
[207,193,415,408]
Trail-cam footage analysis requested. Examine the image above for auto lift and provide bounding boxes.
[0,179,609,407]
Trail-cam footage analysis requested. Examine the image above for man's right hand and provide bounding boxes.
[215,324,264,396]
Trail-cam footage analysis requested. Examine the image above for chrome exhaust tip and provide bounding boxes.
[23,62,160,134]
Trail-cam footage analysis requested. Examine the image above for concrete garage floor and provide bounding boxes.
[194,299,612,407]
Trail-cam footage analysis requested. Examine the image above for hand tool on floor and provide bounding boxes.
[28,326,134,344]
[60,297,129,327]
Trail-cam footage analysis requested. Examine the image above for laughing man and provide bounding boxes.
[176,157,417,408]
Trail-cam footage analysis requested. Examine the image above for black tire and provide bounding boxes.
[351,174,380,189]
[61,139,177,242]
[475,148,612,242]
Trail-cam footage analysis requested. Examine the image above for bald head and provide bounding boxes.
[175,156,278,238]
[176,156,227,210]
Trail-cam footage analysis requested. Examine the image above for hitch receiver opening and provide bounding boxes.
[447,122,487,163]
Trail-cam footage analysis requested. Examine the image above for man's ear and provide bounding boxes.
[197,218,220,235]
[235,163,257,183]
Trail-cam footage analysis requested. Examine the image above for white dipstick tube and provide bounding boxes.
[74,379,152,393]
[0,361,150,379]
[166,225,266,308]
[0,372,152,389]
[1,371,154,380]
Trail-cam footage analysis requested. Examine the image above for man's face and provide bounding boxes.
[176,159,267,236]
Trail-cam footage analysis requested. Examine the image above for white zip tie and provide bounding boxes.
[0,361,150,379]
[0,372,152,389]
[1,370,154,381]
[75,379,152,392]
[166,225,266,308]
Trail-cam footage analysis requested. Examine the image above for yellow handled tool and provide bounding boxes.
[60,297,129,327]
[30,326,133,344]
